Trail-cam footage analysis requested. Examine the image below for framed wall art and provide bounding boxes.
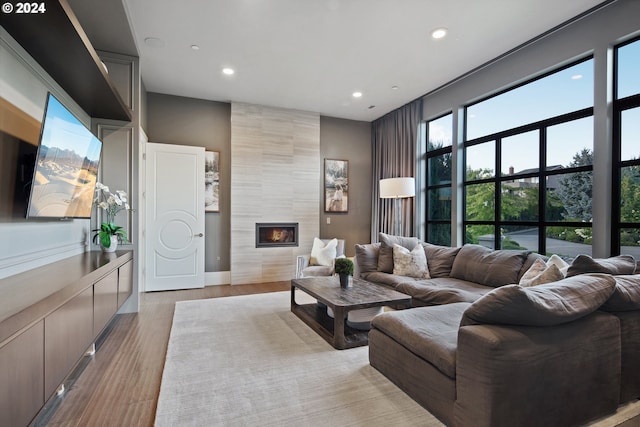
[324,158,348,213]
[205,150,220,212]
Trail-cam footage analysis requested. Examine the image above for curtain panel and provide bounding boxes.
[371,99,423,241]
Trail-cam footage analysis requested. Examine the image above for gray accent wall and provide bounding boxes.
[146,92,231,272]
[320,116,372,256]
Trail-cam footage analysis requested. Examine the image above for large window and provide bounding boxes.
[464,58,594,257]
[467,60,593,140]
[613,37,640,258]
[425,113,452,245]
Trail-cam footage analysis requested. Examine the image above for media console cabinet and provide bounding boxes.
[0,250,134,426]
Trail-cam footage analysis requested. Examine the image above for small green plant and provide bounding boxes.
[334,258,354,276]
[92,222,127,247]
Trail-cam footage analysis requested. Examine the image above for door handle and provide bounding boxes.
[194,233,204,237]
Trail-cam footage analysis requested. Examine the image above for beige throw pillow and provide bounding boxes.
[519,258,565,287]
[310,238,337,267]
[546,254,570,276]
[393,244,430,279]
[377,232,420,273]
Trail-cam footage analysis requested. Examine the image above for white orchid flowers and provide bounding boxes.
[94,182,132,224]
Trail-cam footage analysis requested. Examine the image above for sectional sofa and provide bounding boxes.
[354,234,640,427]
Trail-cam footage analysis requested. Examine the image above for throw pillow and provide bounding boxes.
[547,254,570,276]
[421,243,461,278]
[309,238,337,267]
[392,244,430,279]
[519,258,565,287]
[377,232,420,273]
[354,243,381,274]
[600,274,640,312]
[566,254,637,277]
[449,244,529,287]
[461,273,616,327]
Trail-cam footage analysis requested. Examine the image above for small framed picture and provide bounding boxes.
[205,151,220,212]
[324,159,348,213]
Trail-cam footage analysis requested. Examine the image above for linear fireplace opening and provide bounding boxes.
[255,222,299,248]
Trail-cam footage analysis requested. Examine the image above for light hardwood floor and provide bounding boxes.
[40,282,290,427]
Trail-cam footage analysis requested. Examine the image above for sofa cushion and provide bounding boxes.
[360,271,419,290]
[422,243,461,278]
[450,244,529,287]
[393,244,430,279]
[371,302,471,378]
[309,237,337,266]
[377,232,420,273]
[566,254,636,277]
[519,258,565,287]
[301,265,334,277]
[460,273,616,327]
[355,243,380,274]
[396,277,493,305]
[600,274,640,312]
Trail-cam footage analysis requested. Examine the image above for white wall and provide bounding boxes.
[230,103,320,284]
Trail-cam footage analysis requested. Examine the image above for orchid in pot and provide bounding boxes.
[92,182,132,252]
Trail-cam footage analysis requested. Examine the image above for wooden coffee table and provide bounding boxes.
[291,276,411,350]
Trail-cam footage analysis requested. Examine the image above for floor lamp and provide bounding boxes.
[379,177,415,236]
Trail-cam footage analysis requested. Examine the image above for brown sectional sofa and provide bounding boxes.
[354,234,640,427]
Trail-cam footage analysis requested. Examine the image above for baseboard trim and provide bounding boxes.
[205,271,231,286]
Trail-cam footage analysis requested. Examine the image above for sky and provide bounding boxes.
[41,94,102,162]
[428,39,640,173]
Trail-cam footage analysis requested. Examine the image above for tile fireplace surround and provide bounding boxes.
[230,103,319,284]
[255,223,298,248]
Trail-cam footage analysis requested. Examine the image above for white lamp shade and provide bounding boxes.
[379,177,415,199]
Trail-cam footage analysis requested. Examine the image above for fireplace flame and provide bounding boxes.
[270,229,281,241]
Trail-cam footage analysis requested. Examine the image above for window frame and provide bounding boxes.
[424,112,453,245]
[612,36,640,255]
[463,57,595,254]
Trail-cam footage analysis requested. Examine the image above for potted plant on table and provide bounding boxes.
[334,257,354,288]
[92,182,132,252]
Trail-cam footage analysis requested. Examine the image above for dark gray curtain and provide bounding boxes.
[371,99,422,241]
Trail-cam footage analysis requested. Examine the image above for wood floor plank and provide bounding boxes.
[40,282,290,426]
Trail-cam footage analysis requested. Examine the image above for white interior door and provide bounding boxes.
[145,143,205,291]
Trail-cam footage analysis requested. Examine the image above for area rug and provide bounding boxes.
[155,291,640,427]
[154,291,441,426]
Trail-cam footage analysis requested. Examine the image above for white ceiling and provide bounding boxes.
[120,0,607,122]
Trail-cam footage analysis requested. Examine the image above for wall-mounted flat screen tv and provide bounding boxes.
[26,93,102,219]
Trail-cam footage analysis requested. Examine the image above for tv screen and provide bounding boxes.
[26,93,102,219]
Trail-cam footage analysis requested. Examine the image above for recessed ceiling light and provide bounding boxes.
[144,37,165,48]
[571,74,583,80]
[391,85,399,90]
[222,68,235,75]
[352,91,363,98]
[191,44,200,51]
[431,28,447,39]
